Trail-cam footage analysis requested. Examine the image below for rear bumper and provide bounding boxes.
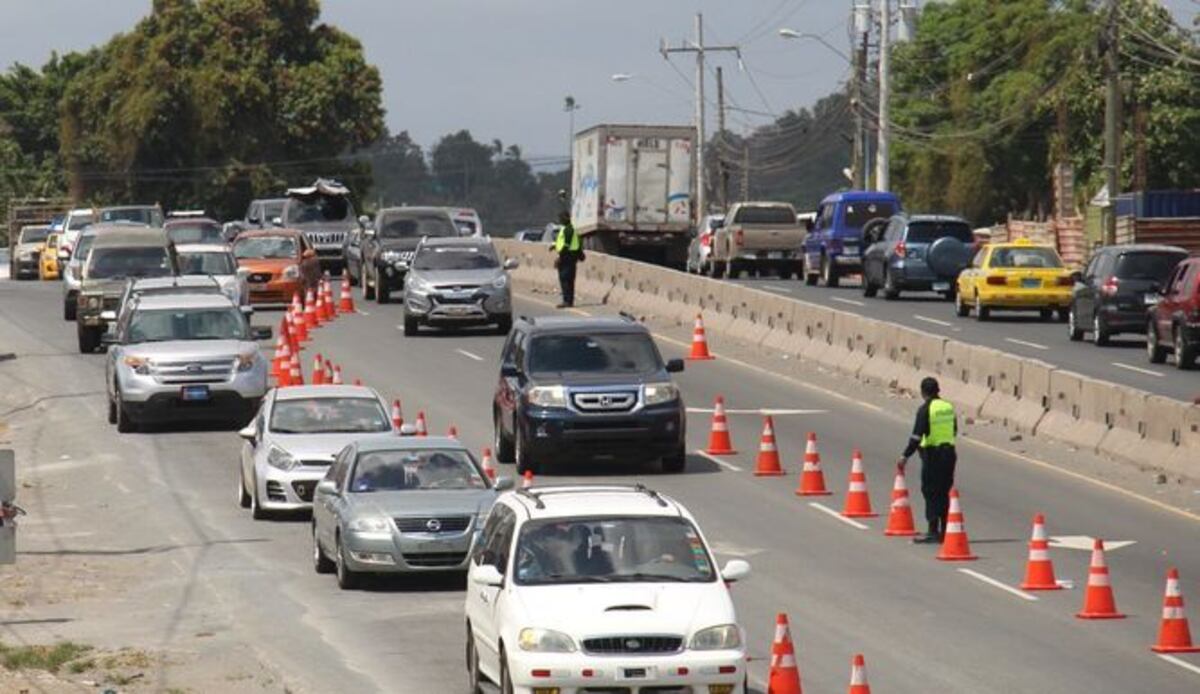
[248,279,304,305]
[887,259,957,288]
[1097,303,1154,332]
[977,292,1071,309]
[518,403,686,464]
[123,391,261,422]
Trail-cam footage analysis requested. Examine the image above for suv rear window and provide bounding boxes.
[1114,251,1186,281]
[733,206,795,225]
[843,201,896,228]
[378,212,457,239]
[527,333,662,375]
[906,221,972,244]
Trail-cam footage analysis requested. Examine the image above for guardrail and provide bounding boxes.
[496,239,1199,479]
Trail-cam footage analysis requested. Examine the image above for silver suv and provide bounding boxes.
[402,237,517,336]
[104,292,271,432]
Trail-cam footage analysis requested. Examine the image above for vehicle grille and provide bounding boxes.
[266,480,287,502]
[581,635,684,655]
[248,272,272,283]
[394,516,471,534]
[102,296,121,312]
[152,358,235,384]
[431,293,483,306]
[291,480,315,502]
[402,551,468,568]
[305,231,346,246]
[299,459,332,468]
[572,390,638,413]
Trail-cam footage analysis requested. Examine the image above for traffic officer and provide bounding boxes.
[897,377,957,544]
[552,211,583,308]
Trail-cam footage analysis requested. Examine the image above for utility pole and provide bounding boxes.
[716,66,729,209]
[1103,0,1121,245]
[741,143,750,201]
[852,3,870,190]
[661,13,740,226]
[876,0,891,192]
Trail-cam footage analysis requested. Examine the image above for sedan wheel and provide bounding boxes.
[1092,314,1110,346]
[335,535,361,590]
[515,426,540,476]
[954,290,970,317]
[1067,308,1083,341]
[974,294,990,321]
[237,471,251,508]
[499,651,514,694]
[493,413,514,463]
[1147,321,1167,364]
[1175,328,1196,370]
[313,524,335,574]
[362,270,376,300]
[466,629,485,693]
[250,475,269,520]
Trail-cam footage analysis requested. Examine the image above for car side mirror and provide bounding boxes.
[720,559,751,583]
[270,217,283,227]
[665,358,685,373]
[315,479,338,497]
[470,563,505,587]
[503,258,519,270]
[493,476,515,491]
[398,422,419,436]
[250,326,273,341]
[238,425,257,442]
[500,363,520,378]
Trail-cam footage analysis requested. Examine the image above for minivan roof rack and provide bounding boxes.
[516,484,668,508]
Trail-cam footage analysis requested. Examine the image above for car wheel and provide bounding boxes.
[975,294,990,321]
[494,314,513,336]
[375,277,389,304]
[250,475,269,520]
[1092,314,1110,346]
[882,269,900,300]
[515,426,540,476]
[347,265,359,287]
[821,255,840,288]
[708,260,723,278]
[1067,307,1084,341]
[335,534,360,590]
[114,390,136,433]
[725,260,741,280]
[954,290,970,317]
[1175,327,1196,370]
[363,270,376,300]
[494,412,515,463]
[63,299,76,321]
[403,313,419,336]
[313,523,335,574]
[466,628,485,693]
[1039,309,1053,322]
[107,391,117,424]
[238,471,251,508]
[661,447,687,474]
[804,266,819,286]
[1147,321,1168,364]
[499,649,514,694]
[77,324,100,353]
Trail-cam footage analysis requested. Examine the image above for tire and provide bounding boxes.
[708,260,724,279]
[238,471,251,508]
[1067,307,1084,341]
[107,391,117,424]
[804,267,818,286]
[1039,309,1053,322]
[661,447,686,474]
[821,255,839,288]
[313,524,335,574]
[882,269,900,300]
[1147,321,1167,364]
[515,425,539,476]
[375,276,389,304]
[974,294,990,321]
[493,412,514,463]
[466,628,485,693]
[363,269,376,300]
[335,535,361,590]
[1174,327,1196,370]
[954,290,970,317]
[403,313,419,336]
[494,314,513,336]
[63,299,76,321]
[790,261,804,280]
[114,391,136,433]
[862,277,877,298]
[1057,309,1069,323]
[725,260,741,280]
[250,475,269,520]
[1092,314,1110,346]
[77,324,101,353]
[499,649,514,694]
[348,263,359,287]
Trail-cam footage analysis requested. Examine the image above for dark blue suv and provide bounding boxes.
[492,315,687,475]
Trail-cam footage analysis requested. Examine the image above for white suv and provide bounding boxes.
[463,485,750,694]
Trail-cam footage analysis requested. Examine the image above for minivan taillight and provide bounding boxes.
[1100,276,1120,296]
[894,241,907,257]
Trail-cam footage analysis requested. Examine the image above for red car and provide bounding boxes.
[1147,256,1200,369]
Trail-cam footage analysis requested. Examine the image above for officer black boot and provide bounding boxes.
[912,521,940,544]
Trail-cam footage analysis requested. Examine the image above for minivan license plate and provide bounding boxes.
[622,667,648,679]
[181,385,210,402]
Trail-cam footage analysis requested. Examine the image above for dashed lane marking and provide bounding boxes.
[830,297,865,307]
[808,502,869,530]
[914,314,952,327]
[958,568,1039,602]
[1048,536,1136,552]
[1004,337,1049,351]
[1111,362,1164,378]
[686,407,828,416]
[1159,654,1200,677]
[455,349,485,362]
[356,309,370,316]
[695,449,742,472]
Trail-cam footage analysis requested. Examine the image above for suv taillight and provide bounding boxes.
[1100,276,1119,296]
[894,241,907,257]
[700,233,712,248]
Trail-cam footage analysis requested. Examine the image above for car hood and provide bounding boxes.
[350,489,497,518]
[237,258,295,272]
[511,582,734,639]
[269,432,394,462]
[123,340,251,361]
[413,268,503,287]
[529,371,666,387]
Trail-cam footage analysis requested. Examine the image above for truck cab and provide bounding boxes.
[805,190,901,287]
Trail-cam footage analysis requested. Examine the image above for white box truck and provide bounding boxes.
[571,124,696,268]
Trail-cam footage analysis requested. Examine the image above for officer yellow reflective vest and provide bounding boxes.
[919,398,956,448]
[555,224,581,253]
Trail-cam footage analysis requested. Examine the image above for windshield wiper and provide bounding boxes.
[613,572,695,583]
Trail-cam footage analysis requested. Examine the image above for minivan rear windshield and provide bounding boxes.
[1115,252,1186,281]
[907,221,973,244]
[843,201,897,228]
[734,207,796,225]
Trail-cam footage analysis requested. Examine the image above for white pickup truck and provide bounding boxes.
[709,201,806,279]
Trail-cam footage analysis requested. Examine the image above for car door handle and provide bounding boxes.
[478,590,490,604]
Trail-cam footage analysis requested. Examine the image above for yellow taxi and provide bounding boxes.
[38,232,62,280]
[954,238,1073,321]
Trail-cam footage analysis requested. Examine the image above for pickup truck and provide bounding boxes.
[708,202,805,279]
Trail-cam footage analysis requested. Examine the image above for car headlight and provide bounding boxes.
[407,275,431,293]
[282,264,299,279]
[236,351,258,372]
[492,275,508,289]
[381,250,400,262]
[518,628,577,653]
[348,517,391,533]
[527,385,567,408]
[266,445,298,471]
[690,624,742,651]
[83,295,101,309]
[643,382,678,405]
[123,356,151,375]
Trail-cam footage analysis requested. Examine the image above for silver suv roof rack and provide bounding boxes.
[515,483,668,509]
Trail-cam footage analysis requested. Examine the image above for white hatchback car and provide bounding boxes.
[464,485,750,694]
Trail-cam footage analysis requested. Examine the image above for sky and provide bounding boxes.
[1,1,1195,167]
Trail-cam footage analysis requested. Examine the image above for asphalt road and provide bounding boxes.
[724,273,1200,403]
[2,277,1199,693]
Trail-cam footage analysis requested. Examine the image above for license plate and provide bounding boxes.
[843,245,859,256]
[1144,293,1160,305]
[932,282,950,292]
[1021,278,1041,288]
[181,385,210,402]
[622,667,648,679]
[444,305,472,314]
[767,251,784,260]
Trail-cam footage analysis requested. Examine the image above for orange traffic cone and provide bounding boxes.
[766,613,803,694]
[841,449,877,518]
[1019,514,1061,591]
[480,448,497,480]
[311,354,326,385]
[447,424,459,439]
[415,411,428,437]
[847,654,871,694]
[271,334,285,382]
[687,314,715,360]
[1152,568,1200,653]
[705,395,737,455]
[313,287,327,326]
[288,350,304,386]
[291,295,309,343]
[754,416,785,476]
[304,289,318,330]
[322,276,336,320]
[274,340,291,387]
[1077,539,1125,619]
[936,489,977,561]
[883,465,916,536]
[795,432,831,496]
[331,365,343,385]
[391,399,403,430]
[322,358,334,384]
[522,469,534,489]
[339,273,355,313]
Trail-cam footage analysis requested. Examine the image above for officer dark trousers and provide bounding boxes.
[557,259,577,306]
[919,445,957,534]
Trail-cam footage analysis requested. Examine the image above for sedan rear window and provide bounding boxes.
[733,206,795,225]
[350,449,485,492]
[178,251,236,275]
[234,236,297,259]
[989,247,1063,269]
[527,333,662,374]
[843,201,896,228]
[906,221,973,244]
[1114,252,1186,281]
[167,223,224,245]
[270,397,390,434]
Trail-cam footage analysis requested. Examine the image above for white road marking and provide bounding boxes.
[914,314,952,327]
[1111,362,1164,378]
[1159,654,1200,677]
[830,297,865,308]
[808,502,869,530]
[762,285,792,295]
[455,349,485,362]
[686,407,828,416]
[1048,536,1136,552]
[695,449,742,472]
[1004,337,1049,351]
[958,568,1039,602]
[356,309,370,316]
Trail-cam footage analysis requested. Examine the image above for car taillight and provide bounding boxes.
[986,275,1007,286]
[701,233,712,248]
[894,241,906,257]
[1100,276,1119,296]
[735,229,744,246]
[1056,276,1073,287]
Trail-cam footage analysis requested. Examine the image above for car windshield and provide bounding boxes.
[412,246,498,271]
[284,196,352,224]
[19,228,51,244]
[260,200,285,221]
[87,247,172,279]
[127,307,246,343]
[1115,252,1186,281]
[527,333,662,374]
[515,516,717,586]
[101,208,157,225]
[349,449,486,492]
[733,206,795,225]
[67,213,94,230]
[906,221,973,244]
[178,251,236,276]
[377,212,457,239]
[990,247,1063,269]
[167,223,224,245]
[269,397,390,434]
[234,236,297,259]
[843,201,897,229]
